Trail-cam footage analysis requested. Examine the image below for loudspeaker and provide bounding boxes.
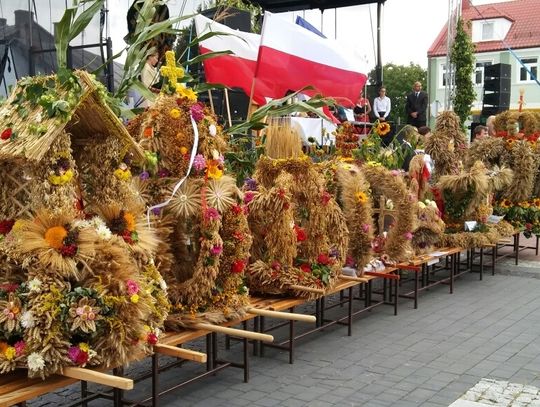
[484,63,511,79]
[482,63,511,118]
[484,77,511,93]
[227,88,250,121]
[483,92,510,108]
[481,106,506,116]
[201,7,251,32]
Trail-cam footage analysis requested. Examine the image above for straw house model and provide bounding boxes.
[0,70,168,378]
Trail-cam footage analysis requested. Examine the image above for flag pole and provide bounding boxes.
[224,88,233,127]
[207,90,215,114]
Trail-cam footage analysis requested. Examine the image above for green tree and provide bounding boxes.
[451,18,476,128]
[368,63,427,125]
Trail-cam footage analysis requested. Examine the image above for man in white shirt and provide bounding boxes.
[373,87,391,121]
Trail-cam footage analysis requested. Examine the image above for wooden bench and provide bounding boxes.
[396,247,462,309]
[0,366,133,407]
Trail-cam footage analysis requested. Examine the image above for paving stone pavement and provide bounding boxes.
[30,249,540,407]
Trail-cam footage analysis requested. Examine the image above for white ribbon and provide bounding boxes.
[146,114,200,224]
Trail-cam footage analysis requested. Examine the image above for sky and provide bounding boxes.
[1,0,455,70]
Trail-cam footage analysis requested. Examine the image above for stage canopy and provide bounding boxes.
[245,0,385,13]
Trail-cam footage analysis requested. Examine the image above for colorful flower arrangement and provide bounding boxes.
[0,282,28,373]
[108,210,138,244]
[48,155,74,186]
[44,224,79,257]
[494,198,540,237]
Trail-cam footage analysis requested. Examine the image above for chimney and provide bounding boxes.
[14,10,33,29]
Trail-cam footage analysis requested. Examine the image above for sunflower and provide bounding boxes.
[205,176,239,213]
[355,191,368,204]
[14,211,95,278]
[375,121,391,136]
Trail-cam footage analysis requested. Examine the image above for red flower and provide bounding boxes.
[294,225,307,242]
[60,244,78,257]
[271,261,281,271]
[277,188,286,199]
[75,350,89,366]
[321,191,331,206]
[232,205,243,215]
[525,223,533,230]
[300,263,312,273]
[0,220,15,235]
[233,231,244,241]
[122,230,133,244]
[317,253,331,265]
[1,128,12,140]
[231,260,245,274]
[147,333,159,345]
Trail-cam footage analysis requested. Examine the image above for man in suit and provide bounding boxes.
[405,81,428,128]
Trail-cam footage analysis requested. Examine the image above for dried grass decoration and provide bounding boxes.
[412,200,445,255]
[247,152,349,299]
[425,111,468,181]
[126,51,252,328]
[362,163,415,263]
[335,163,374,272]
[0,210,168,378]
[467,110,539,203]
[334,122,360,157]
[437,162,514,249]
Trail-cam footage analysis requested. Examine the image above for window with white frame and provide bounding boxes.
[481,22,495,41]
[440,64,448,88]
[474,61,492,85]
[519,57,538,82]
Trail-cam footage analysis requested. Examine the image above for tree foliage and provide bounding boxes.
[368,63,427,125]
[451,18,476,128]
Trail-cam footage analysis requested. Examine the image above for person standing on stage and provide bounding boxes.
[373,87,391,122]
[405,81,428,128]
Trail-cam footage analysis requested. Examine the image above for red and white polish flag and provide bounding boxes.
[255,11,368,107]
[194,15,268,105]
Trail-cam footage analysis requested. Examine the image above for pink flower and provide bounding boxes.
[68,346,81,364]
[244,191,255,205]
[193,154,206,172]
[190,103,205,122]
[390,170,400,176]
[126,279,139,295]
[204,207,220,221]
[210,245,223,256]
[14,340,25,356]
[404,232,413,240]
[361,223,370,233]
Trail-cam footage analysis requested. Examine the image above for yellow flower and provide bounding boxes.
[4,346,16,361]
[366,161,382,167]
[79,342,89,352]
[206,164,223,180]
[49,169,74,186]
[113,168,132,181]
[176,85,197,102]
[130,294,139,304]
[44,226,68,249]
[376,122,391,136]
[180,146,188,155]
[123,212,136,232]
[355,191,368,204]
[338,156,353,162]
[169,108,181,119]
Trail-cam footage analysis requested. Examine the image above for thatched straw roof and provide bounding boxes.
[0,70,143,162]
